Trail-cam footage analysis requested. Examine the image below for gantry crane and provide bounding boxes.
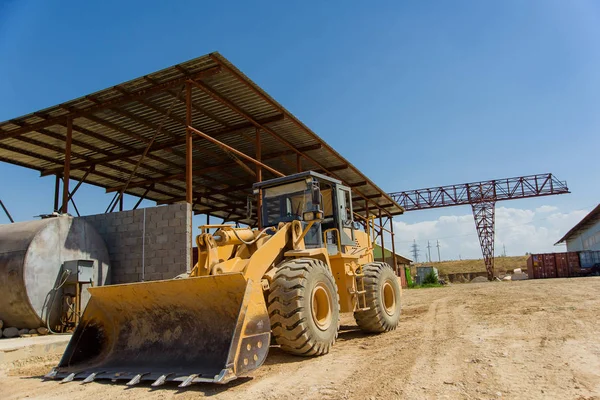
[388,173,570,280]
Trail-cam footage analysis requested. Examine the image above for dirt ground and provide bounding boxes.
[2,277,599,400]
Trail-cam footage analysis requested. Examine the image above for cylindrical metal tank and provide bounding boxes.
[0,215,110,329]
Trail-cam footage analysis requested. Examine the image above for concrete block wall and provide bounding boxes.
[79,203,191,284]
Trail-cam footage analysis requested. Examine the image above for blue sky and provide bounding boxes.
[0,1,598,258]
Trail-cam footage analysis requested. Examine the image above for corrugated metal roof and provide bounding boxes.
[0,52,403,223]
[555,203,600,245]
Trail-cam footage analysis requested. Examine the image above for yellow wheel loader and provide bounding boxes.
[46,171,402,387]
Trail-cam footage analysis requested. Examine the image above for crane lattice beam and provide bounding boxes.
[388,173,569,280]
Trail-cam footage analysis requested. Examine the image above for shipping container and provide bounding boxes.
[527,254,544,279]
[554,253,569,278]
[567,252,581,277]
[542,254,557,278]
[527,251,598,279]
[579,251,600,269]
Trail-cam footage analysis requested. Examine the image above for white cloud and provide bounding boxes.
[536,205,558,213]
[388,205,589,262]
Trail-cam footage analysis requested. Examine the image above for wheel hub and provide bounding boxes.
[382,280,396,316]
[311,283,332,331]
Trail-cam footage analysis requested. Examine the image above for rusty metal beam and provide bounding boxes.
[133,184,153,210]
[54,174,60,211]
[354,203,395,214]
[187,125,284,177]
[0,199,14,223]
[59,165,94,212]
[61,119,73,213]
[256,128,262,228]
[144,74,232,129]
[5,119,167,187]
[39,114,287,177]
[186,82,193,204]
[350,181,367,188]
[0,65,221,140]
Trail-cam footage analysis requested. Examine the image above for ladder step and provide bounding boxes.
[349,290,367,295]
[357,307,370,311]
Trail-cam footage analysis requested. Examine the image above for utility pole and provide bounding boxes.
[502,244,507,257]
[411,240,420,263]
[427,240,432,264]
[436,240,441,262]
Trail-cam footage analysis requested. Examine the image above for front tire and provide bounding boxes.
[267,258,339,356]
[354,262,401,333]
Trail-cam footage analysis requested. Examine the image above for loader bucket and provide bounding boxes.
[45,274,270,386]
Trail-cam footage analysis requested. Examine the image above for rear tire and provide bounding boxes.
[267,258,339,356]
[354,262,401,333]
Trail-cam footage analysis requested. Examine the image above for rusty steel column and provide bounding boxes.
[365,199,370,248]
[379,209,385,263]
[389,215,398,275]
[53,174,60,212]
[256,128,262,229]
[185,82,194,271]
[185,83,193,204]
[61,118,73,213]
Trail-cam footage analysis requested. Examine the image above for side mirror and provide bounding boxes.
[311,183,321,206]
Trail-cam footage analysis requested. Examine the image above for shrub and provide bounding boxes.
[423,270,438,285]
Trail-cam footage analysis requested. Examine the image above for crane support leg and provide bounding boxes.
[471,201,496,281]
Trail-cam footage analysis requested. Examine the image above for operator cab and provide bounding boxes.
[253,171,355,252]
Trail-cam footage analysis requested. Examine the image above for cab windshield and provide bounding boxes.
[262,180,309,226]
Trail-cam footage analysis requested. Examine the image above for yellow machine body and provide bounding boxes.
[47,171,399,387]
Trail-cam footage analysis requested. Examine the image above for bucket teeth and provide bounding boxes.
[126,373,145,386]
[178,374,198,388]
[82,372,102,383]
[61,373,76,383]
[151,374,170,387]
[44,369,58,379]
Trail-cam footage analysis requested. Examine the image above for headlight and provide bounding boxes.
[303,211,315,221]
[303,211,324,221]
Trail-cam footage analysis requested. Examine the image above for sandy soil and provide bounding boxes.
[2,277,600,400]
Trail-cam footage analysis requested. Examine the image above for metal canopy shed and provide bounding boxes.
[0,52,403,226]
